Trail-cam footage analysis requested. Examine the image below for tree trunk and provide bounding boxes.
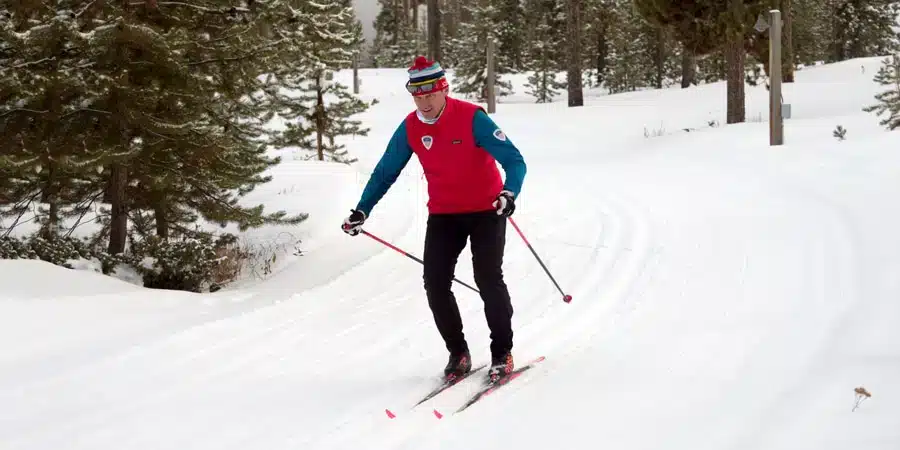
[103,170,113,203]
[40,161,59,240]
[445,0,457,38]
[566,0,583,107]
[724,0,745,124]
[411,0,418,34]
[596,18,608,86]
[392,0,401,44]
[725,38,746,124]
[403,0,411,30]
[459,0,471,23]
[783,0,794,82]
[681,44,696,88]
[154,194,168,240]
[107,163,128,256]
[316,76,325,161]
[654,27,665,89]
[427,0,441,61]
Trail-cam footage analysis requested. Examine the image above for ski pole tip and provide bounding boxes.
[563,294,572,303]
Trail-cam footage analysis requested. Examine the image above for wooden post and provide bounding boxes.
[769,9,783,145]
[353,53,360,94]
[486,37,496,114]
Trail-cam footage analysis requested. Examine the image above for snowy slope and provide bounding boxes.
[2,57,899,450]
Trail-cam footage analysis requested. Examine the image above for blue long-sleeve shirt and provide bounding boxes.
[355,109,526,217]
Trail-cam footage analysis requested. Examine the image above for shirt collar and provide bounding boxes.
[416,101,446,124]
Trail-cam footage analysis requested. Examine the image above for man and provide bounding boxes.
[342,56,527,382]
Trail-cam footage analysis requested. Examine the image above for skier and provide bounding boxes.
[342,56,527,381]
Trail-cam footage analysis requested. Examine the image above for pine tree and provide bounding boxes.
[372,0,423,67]
[268,0,371,163]
[863,54,900,130]
[449,0,514,101]
[603,0,679,93]
[523,0,567,102]
[603,0,648,93]
[581,0,615,88]
[440,0,466,66]
[0,1,129,240]
[3,0,311,260]
[827,0,899,62]
[792,0,831,65]
[496,0,527,70]
[697,51,727,83]
[633,0,769,123]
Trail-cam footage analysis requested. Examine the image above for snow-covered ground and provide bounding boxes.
[2,56,900,450]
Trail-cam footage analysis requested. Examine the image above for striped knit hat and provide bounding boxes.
[406,56,449,96]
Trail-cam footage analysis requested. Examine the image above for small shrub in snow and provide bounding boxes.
[0,235,92,269]
[853,386,872,412]
[833,125,847,141]
[0,236,38,261]
[643,123,666,138]
[210,237,250,290]
[131,234,233,293]
[238,233,304,281]
[27,235,92,267]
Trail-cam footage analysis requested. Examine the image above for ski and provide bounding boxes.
[412,364,487,407]
[454,356,545,413]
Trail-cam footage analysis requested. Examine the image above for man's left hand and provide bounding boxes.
[493,190,515,217]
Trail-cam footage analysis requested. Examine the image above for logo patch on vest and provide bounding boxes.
[493,129,506,141]
[452,139,462,144]
[421,135,433,150]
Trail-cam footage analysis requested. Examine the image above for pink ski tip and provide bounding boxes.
[563,294,572,303]
[385,409,396,419]
[433,409,443,419]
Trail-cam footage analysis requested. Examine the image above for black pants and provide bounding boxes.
[423,209,513,359]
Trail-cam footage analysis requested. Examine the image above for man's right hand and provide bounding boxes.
[342,209,366,236]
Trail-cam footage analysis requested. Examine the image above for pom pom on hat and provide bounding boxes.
[407,56,445,84]
[410,56,433,71]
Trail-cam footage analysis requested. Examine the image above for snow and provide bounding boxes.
[3,56,900,449]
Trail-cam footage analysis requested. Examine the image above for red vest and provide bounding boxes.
[405,97,504,214]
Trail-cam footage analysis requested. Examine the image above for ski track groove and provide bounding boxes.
[713,166,863,450]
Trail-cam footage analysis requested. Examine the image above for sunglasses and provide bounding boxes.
[406,79,441,95]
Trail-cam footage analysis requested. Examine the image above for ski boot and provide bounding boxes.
[444,349,472,381]
[488,352,514,383]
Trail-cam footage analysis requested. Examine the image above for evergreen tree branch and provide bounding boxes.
[187,38,287,66]
[152,2,252,14]
[0,108,50,118]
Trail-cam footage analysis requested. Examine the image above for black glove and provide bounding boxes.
[493,190,515,217]
[342,209,366,236]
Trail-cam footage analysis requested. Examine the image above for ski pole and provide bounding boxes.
[357,229,481,295]
[507,217,572,303]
